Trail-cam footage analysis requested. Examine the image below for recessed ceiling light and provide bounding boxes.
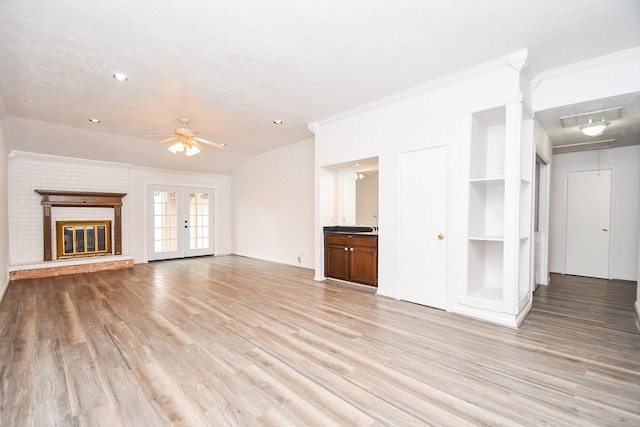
[112,73,128,82]
[88,118,101,123]
[273,120,283,124]
[354,163,361,166]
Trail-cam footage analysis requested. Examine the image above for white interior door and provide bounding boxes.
[565,169,611,278]
[398,146,448,309]
[148,185,215,261]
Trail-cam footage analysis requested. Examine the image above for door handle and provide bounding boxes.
[602,228,608,232]
[437,234,445,240]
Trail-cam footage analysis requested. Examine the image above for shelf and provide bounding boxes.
[461,100,534,326]
[469,177,505,186]
[469,286,502,302]
[469,235,504,242]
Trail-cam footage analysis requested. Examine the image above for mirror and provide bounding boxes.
[340,168,378,226]
[320,157,379,227]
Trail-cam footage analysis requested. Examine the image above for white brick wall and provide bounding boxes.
[8,152,130,264]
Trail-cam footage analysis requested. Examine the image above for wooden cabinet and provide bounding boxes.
[324,233,378,286]
[324,234,351,281]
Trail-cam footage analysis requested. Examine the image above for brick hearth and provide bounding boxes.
[9,255,134,280]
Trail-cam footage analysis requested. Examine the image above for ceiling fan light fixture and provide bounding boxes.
[168,142,185,154]
[185,145,200,156]
[580,121,608,137]
[161,117,224,157]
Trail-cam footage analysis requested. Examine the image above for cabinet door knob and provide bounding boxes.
[602,228,608,232]
[350,248,354,251]
[438,234,445,240]
[344,247,348,251]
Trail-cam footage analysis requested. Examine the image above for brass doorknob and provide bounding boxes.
[437,234,445,240]
[602,228,609,232]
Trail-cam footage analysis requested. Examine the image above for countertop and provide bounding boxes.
[323,226,378,236]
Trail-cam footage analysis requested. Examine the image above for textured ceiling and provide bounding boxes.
[0,0,639,173]
[536,92,640,154]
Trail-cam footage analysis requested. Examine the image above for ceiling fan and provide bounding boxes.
[156,117,225,157]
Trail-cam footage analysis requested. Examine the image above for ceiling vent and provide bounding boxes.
[553,139,615,154]
[559,107,622,128]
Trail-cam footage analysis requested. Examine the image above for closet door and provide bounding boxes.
[565,169,611,279]
[398,146,448,310]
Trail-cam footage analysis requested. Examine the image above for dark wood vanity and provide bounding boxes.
[324,226,378,287]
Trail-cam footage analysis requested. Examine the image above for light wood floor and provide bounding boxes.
[1,256,639,426]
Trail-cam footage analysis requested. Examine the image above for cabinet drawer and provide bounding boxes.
[324,234,349,246]
[349,235,377,248]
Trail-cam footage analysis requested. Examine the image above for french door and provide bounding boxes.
[147,185,215,261]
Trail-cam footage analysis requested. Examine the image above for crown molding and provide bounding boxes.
[533,47,640,82]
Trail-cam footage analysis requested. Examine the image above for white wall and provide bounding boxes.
[231,140,314,268]
[0,99,9,296]
[312,53,526,300]
[128,166,232,263]
[533,120,553,286]
[549,146,639,281]
[637,170,640,319]
[637,169,640,319]
[533,48,640,112]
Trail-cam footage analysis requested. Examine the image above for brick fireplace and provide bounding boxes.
[8,190,133,280]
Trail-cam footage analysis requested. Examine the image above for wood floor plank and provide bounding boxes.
[61,342,108,417]
[1,256,639,426]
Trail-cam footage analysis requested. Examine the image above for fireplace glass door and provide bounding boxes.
[56,221,111,258]
[148,185,215,261]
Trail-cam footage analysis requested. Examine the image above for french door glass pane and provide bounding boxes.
[189,192,210,250]
[153,190,178,253]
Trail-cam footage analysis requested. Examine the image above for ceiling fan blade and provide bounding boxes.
[157,136,178,144]
[194,136,225,149]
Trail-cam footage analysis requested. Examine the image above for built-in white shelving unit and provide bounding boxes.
[457,96,534,327]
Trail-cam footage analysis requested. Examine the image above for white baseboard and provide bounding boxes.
[635,300,640,326]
